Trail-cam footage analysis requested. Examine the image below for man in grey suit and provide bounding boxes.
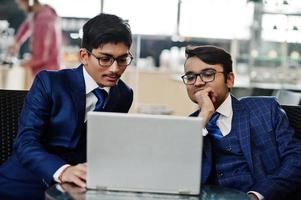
[182,45,301,200]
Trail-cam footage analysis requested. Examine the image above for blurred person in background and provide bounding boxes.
[9,0,62,75]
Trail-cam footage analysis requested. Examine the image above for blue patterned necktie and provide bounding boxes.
[206,112,223,139]
[92,88,108,111]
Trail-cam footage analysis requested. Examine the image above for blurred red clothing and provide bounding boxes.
[16,5,63,75]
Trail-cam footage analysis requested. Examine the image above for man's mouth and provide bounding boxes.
[104,74,120,82]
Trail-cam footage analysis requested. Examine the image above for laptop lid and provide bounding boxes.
[87,112,203,195]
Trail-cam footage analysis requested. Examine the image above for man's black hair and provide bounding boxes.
[185,45,233,82]
[81,13,132,52]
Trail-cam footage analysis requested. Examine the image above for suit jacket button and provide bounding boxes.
[227,146,232,151]
[218,172,224,177]
[42,179,49,187]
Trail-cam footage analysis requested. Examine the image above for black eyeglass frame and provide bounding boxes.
[181,69,224,85]
[85,49,133,68]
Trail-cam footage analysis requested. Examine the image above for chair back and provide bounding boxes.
[281,105,301,138]
[0,89,28,164]
[276,90,301,105]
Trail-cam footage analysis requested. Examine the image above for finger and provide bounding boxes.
[195,89,212,101]
[62,166,83,182]
[76,187,87,193]
[72,176,86,188]
[60,183,70,191]
[203,87,214,96]
[196,89,213,103]
[76,163,87,171]
[208,90,217,102]
[73,169,86,181]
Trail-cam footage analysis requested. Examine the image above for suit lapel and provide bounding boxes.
[189,109,213,183]
[231,95,254,173]
[202,136,213,183]
[68,65,86,127]
[67,65,122,118]
[103,81,121,112]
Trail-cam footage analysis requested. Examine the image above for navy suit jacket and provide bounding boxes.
[0,65,133,188]
[191,95,301,200]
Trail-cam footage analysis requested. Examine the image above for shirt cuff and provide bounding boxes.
[53,164,71,183]
[248,191,264,200]
[202,128,208,136]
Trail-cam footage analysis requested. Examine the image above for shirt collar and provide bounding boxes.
[83,66,110,94]
[216,93,232,118]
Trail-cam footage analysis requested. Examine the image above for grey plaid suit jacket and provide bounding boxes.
[191,95,301,200]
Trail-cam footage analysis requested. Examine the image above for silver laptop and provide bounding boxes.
[87,112,203,195]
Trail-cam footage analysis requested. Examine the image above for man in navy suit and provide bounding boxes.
[181,45,301,200]
[0,13,133,199]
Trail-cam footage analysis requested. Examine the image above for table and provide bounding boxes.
[45,183,250,200]
[0,65,32,89]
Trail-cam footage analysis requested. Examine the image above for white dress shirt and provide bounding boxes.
[53,66,110,182]
[83,66,110,122]
[202,93,233,137]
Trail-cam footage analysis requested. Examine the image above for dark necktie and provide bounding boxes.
[92,88,108,111]
[206,112,223,139]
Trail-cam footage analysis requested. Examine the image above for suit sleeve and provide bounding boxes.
[13,72,67,186]
[123,88,133,112]
[113,80,133,113]
[250,100,301,200]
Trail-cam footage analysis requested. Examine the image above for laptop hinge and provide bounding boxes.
[96,186,108,191]
[178,190,191,195]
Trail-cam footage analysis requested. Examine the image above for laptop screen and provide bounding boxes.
[87,112,203,195]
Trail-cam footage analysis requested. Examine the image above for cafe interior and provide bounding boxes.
[0,0,301,116]
[0,1,301,199]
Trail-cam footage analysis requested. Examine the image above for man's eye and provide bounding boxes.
[202,71,215,77]
[117,57,127,63]
[99,57,112,62]
[203,72,214,77]
[185,74,196,80]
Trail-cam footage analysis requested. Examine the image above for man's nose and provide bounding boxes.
[194,75,205,86]
[109,60,119,72]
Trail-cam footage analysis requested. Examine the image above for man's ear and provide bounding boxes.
[226,72,235,89]
[79,48,89,65]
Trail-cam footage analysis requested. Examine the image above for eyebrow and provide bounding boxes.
[98,53,129,58]
[185,68,216,74]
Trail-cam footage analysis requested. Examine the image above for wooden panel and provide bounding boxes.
[122,68,197,116]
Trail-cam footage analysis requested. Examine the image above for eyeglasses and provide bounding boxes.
[181,69,224,85]
[86,49,133,68]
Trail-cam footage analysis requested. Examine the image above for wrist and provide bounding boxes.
[247,191,264,200]
[58,165,72,183]
[248,193,260,200]
[198,109,214,124]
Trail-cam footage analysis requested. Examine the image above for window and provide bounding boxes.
[103,0,178,35]
[179,0,254,39]
[40,0,101,18]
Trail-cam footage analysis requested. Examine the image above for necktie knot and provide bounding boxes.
[207,112,220,127]
[92,88,108,111]
[206,112,223,139]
